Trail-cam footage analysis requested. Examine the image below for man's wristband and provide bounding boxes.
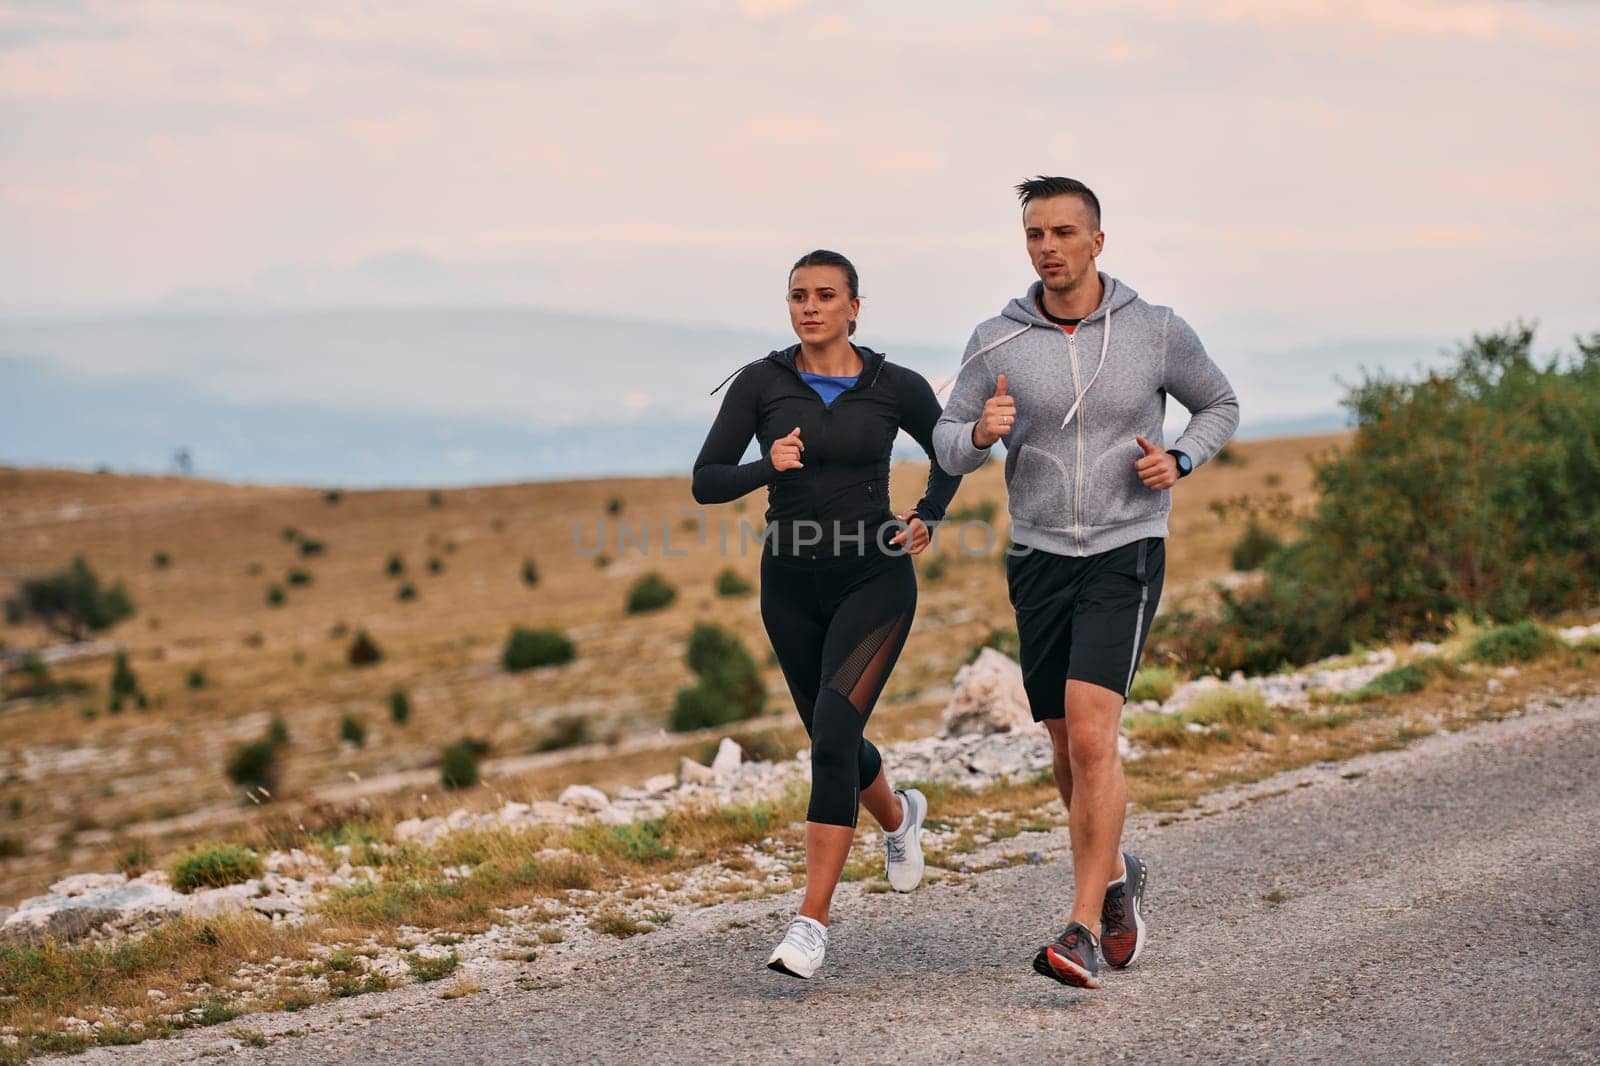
[1167,450,1193,478]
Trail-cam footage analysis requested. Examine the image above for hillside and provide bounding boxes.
[0,434,1342,906]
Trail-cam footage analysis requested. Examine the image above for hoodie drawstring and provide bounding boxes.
[1059,303,1112,430]
[708,357,767,397]
[933,324,1032,402]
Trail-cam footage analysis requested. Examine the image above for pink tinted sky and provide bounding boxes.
[2,1,1596,372]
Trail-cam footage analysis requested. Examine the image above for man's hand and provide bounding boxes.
[971,374,1016,449]
[1134,435,1178,491]
[771,427,804,472]
[889,511,931,555]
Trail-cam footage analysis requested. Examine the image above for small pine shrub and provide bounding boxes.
[440,740,481,789]
[266,584,286,606]
[605,496,624,515]
[339,714,367,747]
[226,739,280,793]
[427,491,444,508]
[347,629,383,666]
[285,568,312,587]
[397,582,417,602]
[669,623,765,732]
[298,537,326,558]
[1336,663,1432,704]
[502,627,576,671]
[625,572,677,614]
[388,688,412,725]
[521,558,539,587]
[594,554,612,569]
[186,667,206,690]
[267,714,290,746]
[170,843,263,892]
[1230,521,1282,572]
[1214,444,1242,465]
[922,556,948,582]
[427,557,444,575]
[153,551,171,569]
[1460,621,1560,665]
[713,567,752,597]
[109,650,140,706]
[385,553,405,577]
[1128,666,1179,704]
[324,489,343,505]
[282,526,298,542]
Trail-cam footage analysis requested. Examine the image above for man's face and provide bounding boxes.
[1023,194,1104,294]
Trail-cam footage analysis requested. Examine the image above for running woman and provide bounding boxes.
[692,249,961,979]
[933,177,1239,989]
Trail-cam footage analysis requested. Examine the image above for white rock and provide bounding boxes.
[643,773,678,794]
[679,756,716,786]
[558,784,609,811]
[938,649,1032,736]
[146,989,166,1001]
[711,737,743,777]
[528,801,573,822]
[393,817,434,842]
[497,802,532,824]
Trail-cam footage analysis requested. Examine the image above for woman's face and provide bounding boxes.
[787,265,858,345]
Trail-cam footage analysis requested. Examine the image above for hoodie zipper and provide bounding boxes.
[1066,330,1086,555]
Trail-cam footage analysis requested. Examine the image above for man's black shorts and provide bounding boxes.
[1004,536,1165,720]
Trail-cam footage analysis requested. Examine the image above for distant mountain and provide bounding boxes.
[0,306,1350,486]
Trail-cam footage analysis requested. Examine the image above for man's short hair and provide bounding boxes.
[1015,176,1101,230]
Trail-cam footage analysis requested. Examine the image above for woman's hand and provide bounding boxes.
[890,511,931,555]
[770,427,804,472]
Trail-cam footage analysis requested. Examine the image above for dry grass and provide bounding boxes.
[0,438,1335,906]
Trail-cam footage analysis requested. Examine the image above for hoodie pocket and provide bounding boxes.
[1083,438,1166,529]
[1009,443,1073,531]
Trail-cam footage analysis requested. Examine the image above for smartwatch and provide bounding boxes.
[1167,450,1193,478]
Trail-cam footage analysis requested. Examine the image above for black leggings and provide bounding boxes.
[760,548,917,828]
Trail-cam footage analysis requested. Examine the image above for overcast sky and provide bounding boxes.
[3,0,1597,451]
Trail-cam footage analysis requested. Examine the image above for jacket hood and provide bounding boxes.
[1000,272,1139,329]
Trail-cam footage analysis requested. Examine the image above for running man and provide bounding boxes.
[933,176,1239,988]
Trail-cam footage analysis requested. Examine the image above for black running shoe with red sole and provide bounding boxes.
[1032,921,1105,989]
[1101,851,1147,969]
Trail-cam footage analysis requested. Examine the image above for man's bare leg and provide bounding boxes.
[1044,680,1128,931]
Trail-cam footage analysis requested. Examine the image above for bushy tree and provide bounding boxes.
[6,556,134,640]
[669,623,765,732]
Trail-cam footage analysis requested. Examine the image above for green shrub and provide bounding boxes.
[1335,663,1432,704]
[502,627,576,671]
[285,568,312,587]
[922,556,948,582]
[669,623,765,732]
[226,739,280,793]
[626,572,677,614]
[153,551,171,569]
[266,584,286,606]
[347,629,383,666]
[605,496,624,515]
[1214,444,1242,465]
[385,553,405,577]
[594,553,612,569]
[186,667,206,690]
[282,526,299,542]
[5,555,134,640]
[109,650,140,707]
[396,582,417,602]
[340,714,367,747]
[1230,520,1282,572]
[324,489,343,505]
[388,688,412,725]
[1183,687,1273,730]
[1128,666,1178,704]
[427,490,444,509]
[427,556,443,575]
[521,558,539,587]
[440,741,481,789]
[713,567,752,597]
[170,843,264,892]
[267,714,290,746]
[1461,621,1561,665]
[407,950,459,982]
[4,653,54,699]
[298,537,326,557]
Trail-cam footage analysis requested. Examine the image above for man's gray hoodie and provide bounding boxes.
[933,272,1239,558]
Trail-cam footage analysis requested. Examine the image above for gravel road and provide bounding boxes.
[78,694,1600,1065]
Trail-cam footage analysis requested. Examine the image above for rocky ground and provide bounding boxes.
[62,687,1600,1064]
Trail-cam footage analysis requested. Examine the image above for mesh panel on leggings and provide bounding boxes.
[824,612,909,713]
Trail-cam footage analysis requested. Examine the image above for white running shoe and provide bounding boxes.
[884,787,927,893]
[767,915,828,979]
